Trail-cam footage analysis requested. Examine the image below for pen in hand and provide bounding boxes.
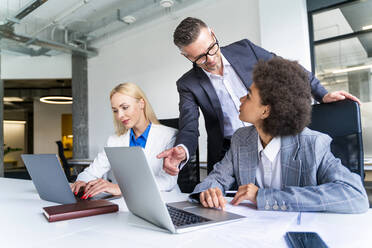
[225,190,237,197]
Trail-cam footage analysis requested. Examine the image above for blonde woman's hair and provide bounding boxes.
[110,82,159,136]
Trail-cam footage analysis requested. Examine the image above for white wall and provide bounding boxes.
[88,0,313,161]
[259,0,311,70]
[1,53,71,79]
[33,100,72,154]
[88,0,261,160]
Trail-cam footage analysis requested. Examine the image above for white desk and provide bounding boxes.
[1,178,371,248]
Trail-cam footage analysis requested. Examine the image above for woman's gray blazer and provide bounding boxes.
[192,126,369,213]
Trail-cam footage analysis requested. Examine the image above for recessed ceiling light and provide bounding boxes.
[160,0,174,8]
[3,97,24,102]
[4,120,26,124]
[331,64,372,74]
[362,24,372,31]
[40,96,73,104]
[122,15,136,24]
[26,44,42,51]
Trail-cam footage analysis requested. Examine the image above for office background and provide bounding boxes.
[1,2,371,247]
[1,0,371,174]
[87,0,314,161]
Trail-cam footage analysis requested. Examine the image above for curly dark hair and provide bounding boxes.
[173,17,208,48]
[253,57,312,137]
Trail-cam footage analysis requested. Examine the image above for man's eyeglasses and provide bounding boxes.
[188,34,219,65]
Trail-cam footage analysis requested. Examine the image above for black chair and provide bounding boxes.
[159,118,200,193]
[308,99,364,180]
[56,141,77,182]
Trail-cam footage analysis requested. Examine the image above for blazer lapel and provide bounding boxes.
[238,130,258,185]
[280,134,302,188]
[221,47,254,89]
[194,66,224,132]
[121,131,130,146]
[143,125,155,159]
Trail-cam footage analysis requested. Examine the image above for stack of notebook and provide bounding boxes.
[43,199,118,222]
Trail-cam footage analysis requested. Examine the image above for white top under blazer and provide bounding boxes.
[76,124,178,192]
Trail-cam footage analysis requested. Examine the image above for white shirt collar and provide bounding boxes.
[221,53,231,67]
[202,53,230,78]
[257,136,281,163]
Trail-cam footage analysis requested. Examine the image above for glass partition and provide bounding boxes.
[309,0,372,159]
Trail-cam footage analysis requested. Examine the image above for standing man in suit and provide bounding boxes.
[157,17,360,175]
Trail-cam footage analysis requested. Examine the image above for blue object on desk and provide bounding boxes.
[297,212,301,225]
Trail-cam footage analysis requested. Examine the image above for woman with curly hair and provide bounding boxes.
[191,57,368,213]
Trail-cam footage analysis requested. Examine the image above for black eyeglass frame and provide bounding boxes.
[186,34,219,65]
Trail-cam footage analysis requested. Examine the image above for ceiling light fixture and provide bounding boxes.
[160,0,174,8]
[40,96,73,104]
[3,97,24,102]
[4,120,26,124]
[331,64,372,74]
[362,24,372,31]
[122,15,136,24]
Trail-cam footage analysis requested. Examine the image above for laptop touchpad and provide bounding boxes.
[168,201,236,221]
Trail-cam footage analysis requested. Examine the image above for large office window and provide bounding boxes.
[308,0,372,159]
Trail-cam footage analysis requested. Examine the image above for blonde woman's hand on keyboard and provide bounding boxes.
[81,178,121,199]
[70,181,87,195]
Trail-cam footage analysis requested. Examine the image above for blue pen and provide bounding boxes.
[297,212,302,225]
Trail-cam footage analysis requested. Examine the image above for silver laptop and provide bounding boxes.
[21,154,115,204]
[104,146,245,234]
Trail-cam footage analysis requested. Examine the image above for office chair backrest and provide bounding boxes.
[308,99,364,179]
[56,141,68,167]
[159,118,200,193]
[56,141,75,182]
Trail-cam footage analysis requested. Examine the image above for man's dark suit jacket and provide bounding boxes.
[175,39,328,172]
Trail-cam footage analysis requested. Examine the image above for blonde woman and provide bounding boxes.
[71,83,178,198]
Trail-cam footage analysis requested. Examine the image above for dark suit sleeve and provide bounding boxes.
[245,39,328,103]
[175,78,199,157]
[308,72,328,103]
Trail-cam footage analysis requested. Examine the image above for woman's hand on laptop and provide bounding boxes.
[70,181,87,195]
[81,178,121,199]
[230,184,258,206]
[200,187,227,211]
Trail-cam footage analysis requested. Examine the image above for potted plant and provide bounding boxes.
[4,144,22,156]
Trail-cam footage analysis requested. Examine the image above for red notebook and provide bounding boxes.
[43,199,119,222]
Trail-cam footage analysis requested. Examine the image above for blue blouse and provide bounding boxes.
[129,123,151,148]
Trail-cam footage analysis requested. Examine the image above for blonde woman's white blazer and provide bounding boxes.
[76,124,178,192]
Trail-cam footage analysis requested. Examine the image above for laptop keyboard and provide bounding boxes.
[75,191,117,201]
[166,205,210,227]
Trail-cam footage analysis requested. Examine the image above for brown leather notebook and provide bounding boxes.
[43,199,119,222]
